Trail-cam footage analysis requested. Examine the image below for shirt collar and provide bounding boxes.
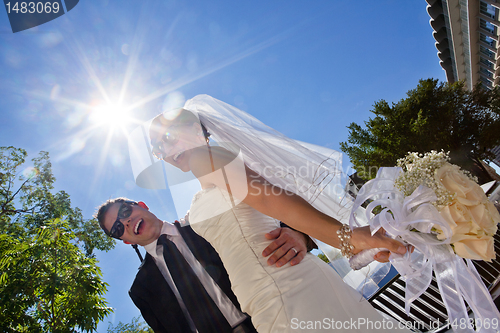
[143,221,178,254]
[161,221,179,236]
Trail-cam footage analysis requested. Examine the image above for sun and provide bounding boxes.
[90,103,131,130]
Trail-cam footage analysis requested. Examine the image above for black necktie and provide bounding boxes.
[158,234,233,333]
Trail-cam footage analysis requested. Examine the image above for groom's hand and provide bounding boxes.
[262,227,307,267]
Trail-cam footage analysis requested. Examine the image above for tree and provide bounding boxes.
[0,146,114,332]
[340,79,500,181]
[0,221,111,332]
[107,316,154,333]
[0,147,114,256]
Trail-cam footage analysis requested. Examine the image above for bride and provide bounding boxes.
[149,95,408,332]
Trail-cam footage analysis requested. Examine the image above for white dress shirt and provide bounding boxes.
[143,219,247,331]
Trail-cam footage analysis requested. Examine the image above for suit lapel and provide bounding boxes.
[174,221,242,309]
[130,254,192,333]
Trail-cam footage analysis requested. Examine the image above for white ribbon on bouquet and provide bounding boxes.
[349,167,500,333]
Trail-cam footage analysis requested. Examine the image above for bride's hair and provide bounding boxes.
[150,108,211,142]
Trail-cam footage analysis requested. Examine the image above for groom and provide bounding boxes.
[95,197,314,333]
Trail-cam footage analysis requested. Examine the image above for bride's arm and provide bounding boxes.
[189,148,407,258]
[243,168,406,256]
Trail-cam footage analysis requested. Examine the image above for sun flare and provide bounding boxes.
[90,103,131,129]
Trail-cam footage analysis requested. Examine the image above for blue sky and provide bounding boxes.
[0,1,448,331]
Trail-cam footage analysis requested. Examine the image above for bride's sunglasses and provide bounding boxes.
[108,200,138,239]
[151,128,183,160]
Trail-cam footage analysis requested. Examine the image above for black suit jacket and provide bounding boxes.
[128,222,250,333]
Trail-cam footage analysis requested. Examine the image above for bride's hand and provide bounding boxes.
[350,226,407,263]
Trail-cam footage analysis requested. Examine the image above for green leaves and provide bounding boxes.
[107,316,154,333]
[0,220,113,332]
[0,147,115,332]
[340,79,500,181]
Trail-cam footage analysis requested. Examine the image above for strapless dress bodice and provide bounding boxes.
[189,187,409,333]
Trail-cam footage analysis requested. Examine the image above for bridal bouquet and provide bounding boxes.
[394,151,499,261]
[349,151,500,332]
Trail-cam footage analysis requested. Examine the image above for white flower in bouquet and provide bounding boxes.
[349,151,500,327]
[394,151,500,261]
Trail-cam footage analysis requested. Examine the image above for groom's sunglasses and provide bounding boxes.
[108,201,138,239]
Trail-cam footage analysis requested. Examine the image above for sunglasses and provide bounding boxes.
[151,130,180,160]
[108,201,138,239]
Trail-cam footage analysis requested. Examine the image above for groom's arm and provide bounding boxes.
[262,225,317,267]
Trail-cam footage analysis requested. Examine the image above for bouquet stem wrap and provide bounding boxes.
[349,167,500,332]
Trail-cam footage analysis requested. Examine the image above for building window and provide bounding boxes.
[480,18,496,35]
[480,1,497,19]
[480,33,496,47]
[480,82,493,90]
[480,45,496,59]
[480,75,493,87]
[480,66,494,78]
[480,57,495,69]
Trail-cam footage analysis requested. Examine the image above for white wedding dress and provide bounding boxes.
[189,187,408,333]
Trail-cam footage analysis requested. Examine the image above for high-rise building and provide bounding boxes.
[426,0,500,168]
[427,0,499,90]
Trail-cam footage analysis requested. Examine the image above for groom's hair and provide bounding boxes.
[94,197,135,234]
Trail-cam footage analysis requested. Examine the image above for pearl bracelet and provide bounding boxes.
[337,224,355,258]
